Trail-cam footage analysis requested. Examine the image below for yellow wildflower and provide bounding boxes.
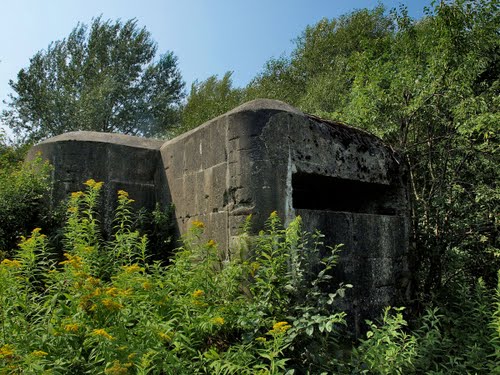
[192,289,204,298]
[64,323,79,332]
[71,191,84,199]
[32,227,42,233]
[158,332,172,341]
[92,329,114,340]
[1,259,21,268]
[192,220,204,229]
[102,298,123,311]
[59,253,82,268]
[32,350,48,357]
[142,281,152,290]
[67,206,78,213]
[117,190,129,198]
[85,276,101,286]
[268,321,292,335]
[270,211,278,218]
[211,317,225,325]
[127,353,137,360]
[105,287,120,296]
[207,239,217,247]
[84,179,103,190]
[104,360,130,375]
[121,288,133,296]
[0,344,14,358]
[122,264,143,274]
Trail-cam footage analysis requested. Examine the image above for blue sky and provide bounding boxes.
[0,0,431,137]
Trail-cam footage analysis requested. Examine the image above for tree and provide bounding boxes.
[2,17,185,142]
[178,72,243,135]
[246,0,499,297]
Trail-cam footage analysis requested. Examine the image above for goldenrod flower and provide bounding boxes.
[122,264,143,274]
[85,276,101,286]
[105,287,120,296]
[192,289,204,298]
[64,323,79,332]
[192,220,204,229]
[1,259,21,268]
[67,206,78,213]
[32,350,48,357]
[104,360,130,374]
[71,191,84,199]
[158,332,172,341]
[268,321,292,335]
[270,211,278,218]
[32,227,42,233]
[207,239,217,247]
[211,317,225,325]
[92,329,114,340]
[117,190,129,198]
[127,353,137,360]
[59,253,83,269]
[0,344,14,357]
[102,298,123,311]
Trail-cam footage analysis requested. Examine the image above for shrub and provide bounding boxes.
[0,154,52,258]
[0,181,348,374]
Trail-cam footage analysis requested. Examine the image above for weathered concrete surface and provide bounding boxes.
[28,99,410,335]
[160,99,410,335]
[27,131,167,232]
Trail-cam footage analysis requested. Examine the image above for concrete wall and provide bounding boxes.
[27,131,166,232]
[160,99,410,334]
[28,99,410,335]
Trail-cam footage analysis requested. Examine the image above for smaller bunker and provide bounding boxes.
[27,132,167,232]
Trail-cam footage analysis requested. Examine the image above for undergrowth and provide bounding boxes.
[0,181,498,374]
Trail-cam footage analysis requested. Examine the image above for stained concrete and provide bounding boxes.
[27,99,410,335]
[27,131,167,233]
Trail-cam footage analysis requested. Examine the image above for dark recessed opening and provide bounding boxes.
[292,172,397,215]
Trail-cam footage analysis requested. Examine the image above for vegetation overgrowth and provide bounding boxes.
[0,152,53,259]
[0,181,498,373]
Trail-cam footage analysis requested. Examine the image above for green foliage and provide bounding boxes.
[178,72,244,135]
[0,184,349,374]
[352,307,417,374]
[347,278,499,374]
[2,17,185,142]
[0,155,52,258]
[246,0,500,296]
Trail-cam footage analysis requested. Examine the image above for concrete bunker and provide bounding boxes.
[28,99,410,335]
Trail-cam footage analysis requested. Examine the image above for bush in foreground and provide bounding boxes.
[0,181,347,374]
[1,181,498,374]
